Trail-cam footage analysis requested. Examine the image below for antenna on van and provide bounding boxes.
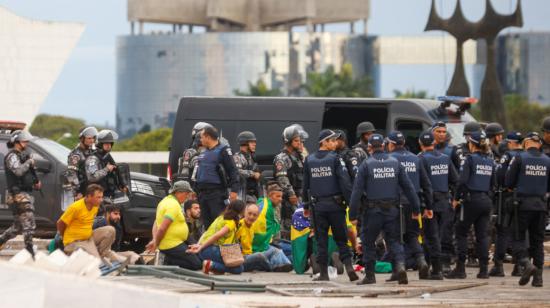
[436,96,478,116]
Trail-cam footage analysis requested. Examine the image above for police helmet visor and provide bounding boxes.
[11,130,33,143]
[79,127,99,138]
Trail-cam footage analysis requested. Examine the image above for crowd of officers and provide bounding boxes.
[178,117,550,287]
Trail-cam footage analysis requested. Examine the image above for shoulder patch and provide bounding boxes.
[225,147,233,156]
[69,154,80,166]
[275,161,284,171]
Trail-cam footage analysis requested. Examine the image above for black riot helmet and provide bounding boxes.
[485,122,504,138]
[463,121,481,136]
[237,131,256,146]
[282,125,303,145]
[7,130,33,148]
[542,117,550,133]
[356,121,375,138]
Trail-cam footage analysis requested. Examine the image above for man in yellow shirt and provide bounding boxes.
[57,184,120,261]
[146,181,201,270]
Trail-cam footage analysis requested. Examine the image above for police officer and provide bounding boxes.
[0,130,41,257]
[334,129,360,180]
[490,131,523,277]
[505,132,550,287]
[541,117,550,156]
[433,121,454,156]
[450,121,482,169]
[273,124,307,239]
[177,122,213,184]
[233,131,261,200]
[447,131,496,279]
[387,131,433,280]
[485,122,505,160]
[302,129,359,282]
[352,121,376,164]
[66,126,98,200]
[350,134,421,285]
[418,131,459,277]
[195,125,240,228]
[85,130,128,199]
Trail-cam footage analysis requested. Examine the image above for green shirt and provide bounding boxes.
[252,197,280,253]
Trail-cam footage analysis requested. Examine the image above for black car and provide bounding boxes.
[0,127,169,251]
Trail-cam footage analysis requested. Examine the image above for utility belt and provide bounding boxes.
[196,184,226,194]
[311,194,346,210]
[433,191,450,201]
[364,198,399,210]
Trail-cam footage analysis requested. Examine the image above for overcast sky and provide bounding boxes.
[1,0,549,126]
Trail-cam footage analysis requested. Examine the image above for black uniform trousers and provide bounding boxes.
[197,187,227,229]
[313,204,352,266]
[455,192,491,264]
[424,210,444,264]
[432,193,455,262]
[361,205,404,269]
[512,208,546,269]
[493,195,517,262]
[402,203,423,259]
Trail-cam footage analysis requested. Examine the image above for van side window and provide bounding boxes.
[396,120,424,154]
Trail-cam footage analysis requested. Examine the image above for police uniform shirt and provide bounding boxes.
[349,151,420,221]
[505,148,550,211]
[85,154,110,184]
[4,150,35,193]
[273,149,304,198]
[418,150,459,193]
[337,147,360,179]
[390,148,433,209]
[196,143,240,193]
[455,152,495,200]
[302,150,352,211]
[67,146,93,193]
[495,149,522,187]
[435,142,454,157]
[178,147,199,179]
[351,142,369,164]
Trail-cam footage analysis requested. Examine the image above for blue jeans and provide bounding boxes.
[273,240,293,263]
[244,246,291,272]
[199,245,243,274]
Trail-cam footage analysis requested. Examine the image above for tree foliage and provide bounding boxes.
[303,63,374,98]
[114,128,173,151]
[393,89,431,99]
[29,114,86,148]
[234,79,282,96]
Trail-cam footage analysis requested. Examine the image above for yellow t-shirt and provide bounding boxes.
[236,219,254,255]
[155,195,189,250]
[199,216,237,246]
[60,198,99,246]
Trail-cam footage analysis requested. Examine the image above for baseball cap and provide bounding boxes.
[318,129,337,143]
[419,131,435,146]
[368,134,385,147]
[386,131,405,145]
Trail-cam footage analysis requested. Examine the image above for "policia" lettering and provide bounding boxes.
[476,164,493,176]
[374,167,395,178]
[400,161,417,173]
[431,164,448,175]
[525,165,547,176]
[311,166,332,178]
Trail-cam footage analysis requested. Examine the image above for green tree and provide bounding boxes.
[29,114,86,148]
[303,63,373,97]
[393,89,431,99]
[234,79,282,96]
[114,128,173,151]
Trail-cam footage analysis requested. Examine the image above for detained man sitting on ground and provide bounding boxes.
[145,181,201,270]
[183,199,204,245]
[93,201,143,264]
[57,184,123,263]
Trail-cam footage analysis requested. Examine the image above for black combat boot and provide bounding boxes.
[428,259,444,280]
[331,252,344,275]
[445,261,466,279]
[25,242,35,260]
[531,268,543,287]
[358,271,376,285]
[395,262,408,285]
[344,259,359,282]
[417,255,429,280]
[488,260,505,277]
[313,265,329,281]
[519,259,536,286]
[441,258,451,274]
[477,262,489,279]
[385,267,398,282]
[511,263,524,277]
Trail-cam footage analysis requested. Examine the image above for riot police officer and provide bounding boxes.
[195,125,240,228]
[233,131,261,200]
[352,121,376,164]
[450,121,482,169]
[0,130,41,257]
[447,131,496,279]
[490,131,523,277]
[505,132,550,287]
[387,131,433,280]
[176,122,212,184]
[302,129,359,282]
[85,130,128,199]
[65,126,98,200]
[273,124,307,240]
[350,134,421,285]
[334,129,360,180]
[432,121,454,156]
[485,122,505,160]
[541,117,550,156]
[418,131,459,277]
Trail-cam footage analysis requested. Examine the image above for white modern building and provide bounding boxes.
[0,6,84,125]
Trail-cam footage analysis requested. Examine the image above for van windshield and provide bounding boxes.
[447,123,466,145]
[31,138,70,164]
